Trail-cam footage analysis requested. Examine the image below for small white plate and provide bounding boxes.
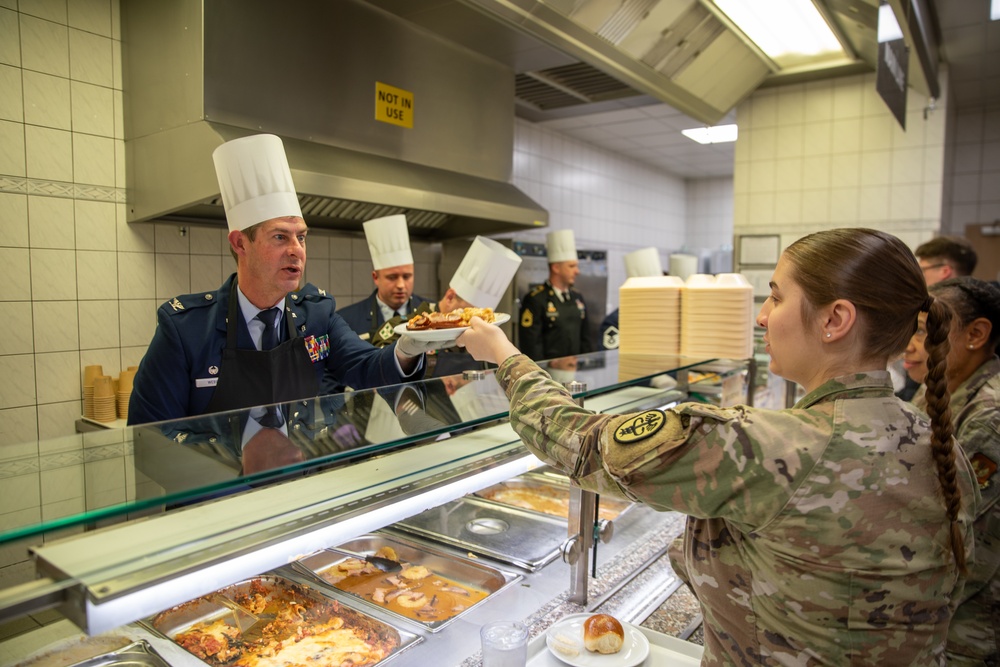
[393,313,510,342]
[545,614,650,667]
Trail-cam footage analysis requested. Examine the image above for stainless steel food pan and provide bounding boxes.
[142,574,421,666]
[474,475,633,522]
[389,496,569,571]
[287,532,521,633]
[66,640,171,667]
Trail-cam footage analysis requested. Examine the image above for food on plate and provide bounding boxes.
[162,579,399,667]
[583,614,625,654]
[406,307,495,331]
[549,632,582,658]
[319,553,489,623]
[478,483,624,521]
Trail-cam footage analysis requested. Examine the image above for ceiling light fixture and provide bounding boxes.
[878,4,904,42]
[711,0,844,66]
[682,124,739,144]
[992,0,1000,20]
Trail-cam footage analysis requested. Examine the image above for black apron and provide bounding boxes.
[205,279,319,415]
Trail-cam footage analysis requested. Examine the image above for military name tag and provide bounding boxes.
[195,378,218,388]
[614,410,666,444]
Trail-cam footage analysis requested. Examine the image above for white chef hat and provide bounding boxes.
[212,134,302,233]
[449,237,523,310]
[624,247,663,278]
[546,230,577,263]
[363,215,413,270]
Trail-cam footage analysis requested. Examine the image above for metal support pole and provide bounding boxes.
[562,380,595,605]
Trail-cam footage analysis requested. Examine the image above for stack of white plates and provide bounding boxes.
[680,273,754,360]
[619,276,684,355]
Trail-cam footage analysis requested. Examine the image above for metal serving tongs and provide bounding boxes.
[210,595,277,643]
[210,594,259,634]
[326,546,403,573]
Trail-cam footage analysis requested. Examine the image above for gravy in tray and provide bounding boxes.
[320,557,488,623]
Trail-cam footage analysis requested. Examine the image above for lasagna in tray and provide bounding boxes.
[155,578,401,667]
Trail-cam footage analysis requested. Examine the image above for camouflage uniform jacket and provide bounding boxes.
[920,356,1000,665]
[496,355,978,666]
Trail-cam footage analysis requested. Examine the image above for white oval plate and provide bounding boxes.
[393,313,510,342]
[546,614,650,667]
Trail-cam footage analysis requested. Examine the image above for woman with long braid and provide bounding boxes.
[901,277,1000,665]
[457,228,977,666]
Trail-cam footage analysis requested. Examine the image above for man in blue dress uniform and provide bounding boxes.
[337,215,430,345]
[128,134,437,426]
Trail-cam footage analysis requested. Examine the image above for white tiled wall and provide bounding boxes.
[733,72,947,251]
[946,105,1000,234]
[511,118,689,311]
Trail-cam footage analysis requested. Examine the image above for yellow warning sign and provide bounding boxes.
[375,82,413,128]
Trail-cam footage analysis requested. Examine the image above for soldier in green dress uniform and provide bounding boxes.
[518,229,592,361]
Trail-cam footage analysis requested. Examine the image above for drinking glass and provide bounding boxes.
[480,620,528,667]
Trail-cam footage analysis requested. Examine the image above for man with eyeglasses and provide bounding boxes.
[894,235,980,401]
[915,236,978,286]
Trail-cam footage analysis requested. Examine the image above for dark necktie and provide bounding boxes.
[254,307,283,428]
[257,307,280,350]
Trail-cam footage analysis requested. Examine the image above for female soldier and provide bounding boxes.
[458,228,977,665]
[901,277,1000,665]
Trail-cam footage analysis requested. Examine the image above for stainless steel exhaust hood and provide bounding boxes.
[121,0,548,239]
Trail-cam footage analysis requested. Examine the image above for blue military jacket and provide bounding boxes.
[337,290,429,339]
[128,274,415,425]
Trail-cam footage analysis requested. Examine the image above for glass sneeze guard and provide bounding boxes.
[0,352,737,547]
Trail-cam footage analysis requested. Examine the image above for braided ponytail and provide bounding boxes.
[921,296,965,572]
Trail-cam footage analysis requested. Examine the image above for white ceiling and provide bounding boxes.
[533,0,999,180]
[371,0,998,181]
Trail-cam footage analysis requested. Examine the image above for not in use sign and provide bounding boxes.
[375,82,413,128]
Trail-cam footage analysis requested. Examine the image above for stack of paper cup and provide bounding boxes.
[680,273,755,360]
[117,369,136,419]
[82,365,103,419]
[91,375,117,422]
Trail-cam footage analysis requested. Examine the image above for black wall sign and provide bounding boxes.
[877,38,909,130]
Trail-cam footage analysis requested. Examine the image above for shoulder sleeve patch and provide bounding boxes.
[521,309,534,328]
[970,452,997,490]
[613,410,666,444]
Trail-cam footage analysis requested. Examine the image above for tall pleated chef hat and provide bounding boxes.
[546,229,577,263]
[449,237,523,310]
[449,378,511,423]
[363,215,413,270]
[624,247,663,278]
[212,134,302,233]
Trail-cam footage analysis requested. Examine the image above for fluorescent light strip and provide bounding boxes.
[682,124,738,144]
[993,0,1000,20]
[878,4,904,43]
[713,0,842,59]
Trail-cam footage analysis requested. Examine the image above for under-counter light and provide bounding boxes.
[712,0,845,67]
[682,124,739,144]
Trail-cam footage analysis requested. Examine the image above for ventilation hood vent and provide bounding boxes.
[121,0,548,239]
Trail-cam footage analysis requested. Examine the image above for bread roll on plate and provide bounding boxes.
[583,614,625,654]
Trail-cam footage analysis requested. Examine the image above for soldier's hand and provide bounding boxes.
[395,334,458,358]
[456,317,519,365]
